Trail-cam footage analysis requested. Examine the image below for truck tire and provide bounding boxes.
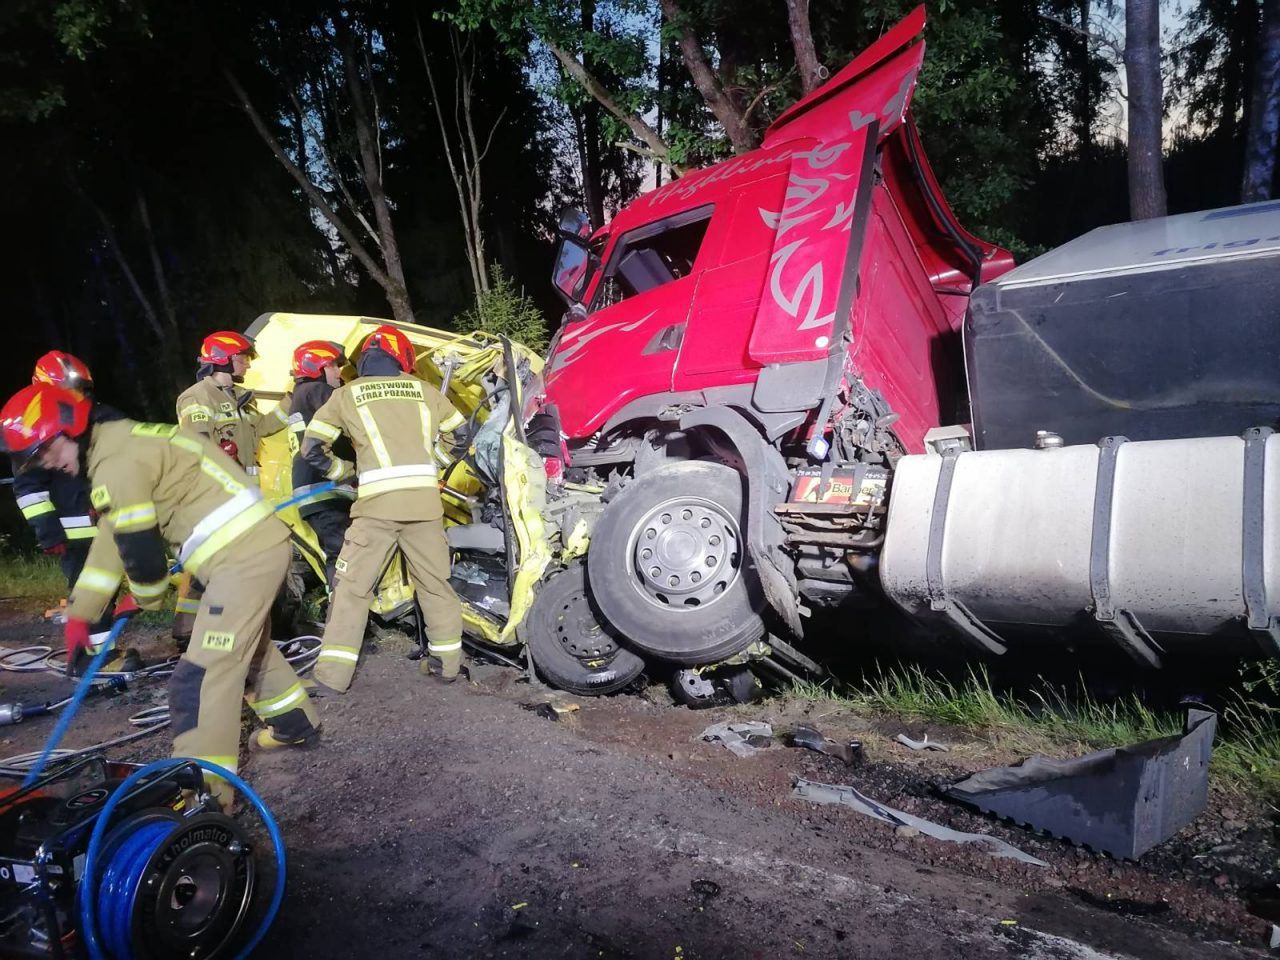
[524,564,646,696]
[587,460,766,664]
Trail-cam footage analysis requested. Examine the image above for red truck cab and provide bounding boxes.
[542,7,1013,459]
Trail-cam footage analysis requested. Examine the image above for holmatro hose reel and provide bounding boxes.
[0,755,284,959]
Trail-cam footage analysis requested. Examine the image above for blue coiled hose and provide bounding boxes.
[79,758,287,960]
[97,819,171,956]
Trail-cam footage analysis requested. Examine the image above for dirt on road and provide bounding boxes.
[1,609,1277,959]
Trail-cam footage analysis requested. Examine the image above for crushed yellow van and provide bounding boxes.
[242,312,644,696]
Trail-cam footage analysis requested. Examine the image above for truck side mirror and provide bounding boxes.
[558,207,591,238]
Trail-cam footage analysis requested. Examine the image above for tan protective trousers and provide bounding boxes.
[172,573,202,646]
[313,515,463,691]
[169,537,319,781]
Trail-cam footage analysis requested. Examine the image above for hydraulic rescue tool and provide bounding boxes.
[1,617,287,959]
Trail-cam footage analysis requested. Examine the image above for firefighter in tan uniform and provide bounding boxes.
[172,331,291,647]
[0,383,320,808]
[302,325,466,692]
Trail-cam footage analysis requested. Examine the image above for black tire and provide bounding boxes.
[524,565,646,696]
[587,460,765,665]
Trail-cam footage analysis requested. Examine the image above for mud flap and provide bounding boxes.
[945,708,1217,859]
[677,406,803,637]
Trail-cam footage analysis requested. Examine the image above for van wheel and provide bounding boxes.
[587,461,765,664]
[524,564,645,696]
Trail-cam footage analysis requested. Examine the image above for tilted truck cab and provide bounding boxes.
[526,7,1280,692]
[542,6,1012,461]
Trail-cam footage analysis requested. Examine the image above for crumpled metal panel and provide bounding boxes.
[946,709,1217,859]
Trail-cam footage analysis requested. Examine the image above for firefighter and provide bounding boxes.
[301,325,466,693]
[0,383,320,808]
[172,331,291,649]
[288,340,355,590]
[9,352,133,670]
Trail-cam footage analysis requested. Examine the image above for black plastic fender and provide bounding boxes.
[670,405,803,637]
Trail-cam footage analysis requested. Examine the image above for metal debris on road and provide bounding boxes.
[522,701,580,721]
[788,724,863,766]
[792,778,1048,867]
[946,708,1216,860]
[894,733,949,752]
[700,721,774,757]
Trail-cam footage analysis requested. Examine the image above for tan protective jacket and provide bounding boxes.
[67,419,288,623]
[301,375,464,522]
[175,378,290,473]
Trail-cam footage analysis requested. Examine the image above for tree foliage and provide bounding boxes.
[456,264,550,351]
[0,0,1274,417]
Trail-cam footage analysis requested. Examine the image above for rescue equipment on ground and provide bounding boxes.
[0,613,289,958]
[0,755,285,959]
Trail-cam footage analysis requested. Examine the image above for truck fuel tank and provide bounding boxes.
[878,431,1279,665]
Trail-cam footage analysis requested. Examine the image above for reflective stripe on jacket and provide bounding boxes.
[11,463,96,549]
[289,378,356,516]
[175,377,291,472]
[66,420,287,624]
[300,375,463,522]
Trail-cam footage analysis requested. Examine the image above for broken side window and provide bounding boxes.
[592,205,714,310]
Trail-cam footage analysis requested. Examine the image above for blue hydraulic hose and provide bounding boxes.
[80,757,287,960]
[273,481,338,514]
[20,616,130,788]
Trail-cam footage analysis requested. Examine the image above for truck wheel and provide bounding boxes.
[587,461,765,664]
[671,666,764,708]
[524,564,646,696]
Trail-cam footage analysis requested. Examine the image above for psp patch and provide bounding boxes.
[334,558,348,573]
[90,485,111,510]
[202,631,236,653]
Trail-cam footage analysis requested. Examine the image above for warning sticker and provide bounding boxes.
[352,379,423,406]
[202,631,236,653]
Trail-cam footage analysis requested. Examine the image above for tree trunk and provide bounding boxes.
[1124,0,1167,219]
[136,191,179,335]
[659,0,757,153]
[339,29,414,324]
[1242,0,1280,201]
[1074,0,1094,159]
[224,67,399,302]
[545,38,679,170]
[581,0,605,229]
[418,20,503,303]
[785,0,823,95]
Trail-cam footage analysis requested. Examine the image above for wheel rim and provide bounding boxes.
[553,580,620,661]
[626,496,742,609]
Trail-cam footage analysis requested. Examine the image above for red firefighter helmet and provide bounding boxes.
[292,340,346,379]
[198,331,256,367]
[0,384,91,465]
[362,325,416,374]
[32,351,93,396]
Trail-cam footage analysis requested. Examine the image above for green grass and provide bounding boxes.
[790,664,1280,804]
[0,553,68,602]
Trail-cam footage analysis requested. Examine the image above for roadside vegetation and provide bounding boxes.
[0,552,67,605]
[792,664,1280,804]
